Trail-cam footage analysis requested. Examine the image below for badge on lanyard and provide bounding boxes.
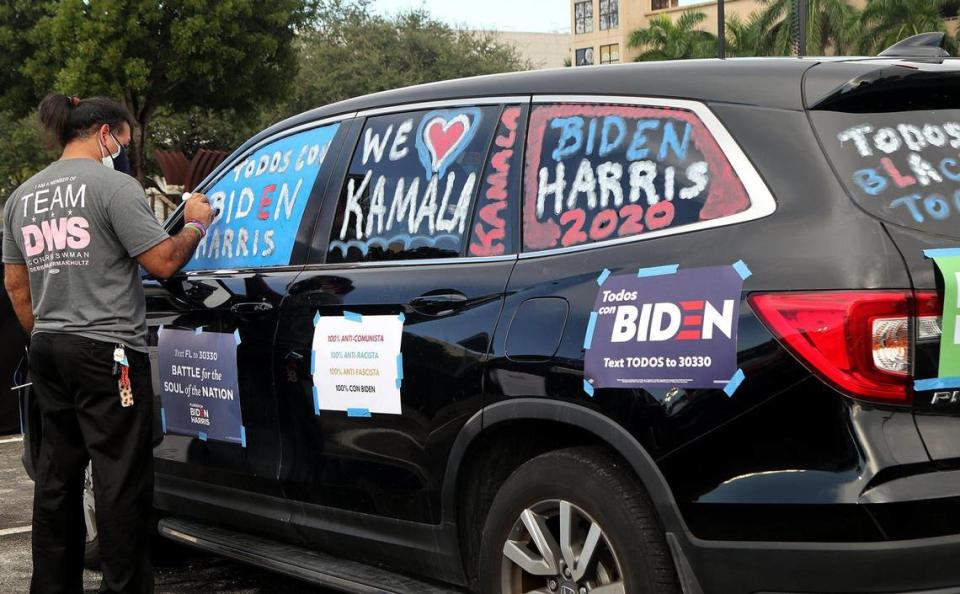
[114,344,134,407]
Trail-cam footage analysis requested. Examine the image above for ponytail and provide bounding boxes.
[38,93,135,148]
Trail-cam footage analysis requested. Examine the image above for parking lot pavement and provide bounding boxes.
[0,436,333,593]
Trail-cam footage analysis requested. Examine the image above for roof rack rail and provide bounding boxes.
[879,32,950,58]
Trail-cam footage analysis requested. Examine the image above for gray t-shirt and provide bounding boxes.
[2,159,169,351]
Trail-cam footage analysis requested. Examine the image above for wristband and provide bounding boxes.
[184,221,206,238]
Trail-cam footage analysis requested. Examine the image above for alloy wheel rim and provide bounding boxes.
[500,499,625,594]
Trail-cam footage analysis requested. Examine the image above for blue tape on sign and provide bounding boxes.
[344,310,362,322]
[313,311,321,326]
[396,353,404,381]
[723,368,746,397]
[194,327,202,335]
[637,264,679,278]
[160,408,167,433]
[596,268,611,286]
[923,248,960,259]
[583,311,599,350]
[398,312,405,323]
[915,377,960,391]
[310,351,316,375]
[396,378,403,389]
[198,431,207,441]
[347,408,372,418]
[240,426,247,448]
[732,260,752,280]
[583,380,595,397]
[234,329,241,345]
[312,386,320,415]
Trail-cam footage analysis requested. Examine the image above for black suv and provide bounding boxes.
[134,56,960,594]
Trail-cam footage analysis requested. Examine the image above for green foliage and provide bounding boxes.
[754,0,862,55]
[628,11,718,62]
[0,2,46,114]
[144,107,261,177]
[264,0,532,122]
[0,111,57,204]
[858,0,958,55]
[16,0,314,178]
[723,12,768,57]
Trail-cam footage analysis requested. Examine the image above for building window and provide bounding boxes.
[575,47,595,66]
[599,0,619,30]
[575,1,593,34]
[651,0,678,10]
[600,43,619,64]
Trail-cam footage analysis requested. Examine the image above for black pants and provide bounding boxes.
[29,333,154,594]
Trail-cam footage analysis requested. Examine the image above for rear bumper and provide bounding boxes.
[672,529,960,594]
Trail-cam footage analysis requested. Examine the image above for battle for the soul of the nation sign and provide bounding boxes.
[585,265,744,390]
[158,328,244,445]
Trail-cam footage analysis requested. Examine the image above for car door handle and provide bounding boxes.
[229,302,274,316]
[409,292,468,315]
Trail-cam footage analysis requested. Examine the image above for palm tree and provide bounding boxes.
[858,0,958,55]
[755,0,862,56]
[724,12,768,57]
[628,11,718,62]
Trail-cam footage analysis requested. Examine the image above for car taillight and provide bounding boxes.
[749,291,941,405]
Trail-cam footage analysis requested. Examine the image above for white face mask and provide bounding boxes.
[98,133,122,169]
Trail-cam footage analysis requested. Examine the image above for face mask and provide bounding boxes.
[99,132,130,174]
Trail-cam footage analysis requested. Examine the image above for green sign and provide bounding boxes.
[931,255,960,378]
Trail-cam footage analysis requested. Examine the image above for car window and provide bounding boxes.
[522,103,754,252]
[468,105,526,257]
[327,106,500,263]
[811,109,960,238]
[183,122,341,271]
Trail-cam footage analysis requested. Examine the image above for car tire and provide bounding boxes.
[478,446,679,594]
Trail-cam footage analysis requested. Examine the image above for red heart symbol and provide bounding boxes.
[424,115,469,172]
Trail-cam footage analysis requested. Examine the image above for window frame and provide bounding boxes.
[576,47,595,66]
[574,0,593,34]
[519,95,777,259]
[303,96,531,270]
[599,0,618,30]
[600,43,620,64]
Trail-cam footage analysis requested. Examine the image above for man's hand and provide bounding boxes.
[183,193,214,227]
[137,193,214,280]
[4,263,34,334]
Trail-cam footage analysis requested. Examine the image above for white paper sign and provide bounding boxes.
[311,313,404,415]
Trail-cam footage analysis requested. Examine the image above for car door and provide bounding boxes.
[486,95,781,465]
[273,99,527,547]
[147,116,353,536]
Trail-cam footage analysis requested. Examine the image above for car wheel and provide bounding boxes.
[83,461,100,570]
[479,447,679,594]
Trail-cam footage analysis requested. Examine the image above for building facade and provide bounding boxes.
[571,0,770,65]
[485,31,572,69]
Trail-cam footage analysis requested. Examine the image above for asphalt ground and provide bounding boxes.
[0,434,334,593]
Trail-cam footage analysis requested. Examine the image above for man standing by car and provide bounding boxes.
[2,94,214,594]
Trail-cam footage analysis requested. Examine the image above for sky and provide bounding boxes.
[372,0,570,33]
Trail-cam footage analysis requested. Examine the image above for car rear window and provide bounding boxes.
[812,110,960,237]
[522,102,758,252]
